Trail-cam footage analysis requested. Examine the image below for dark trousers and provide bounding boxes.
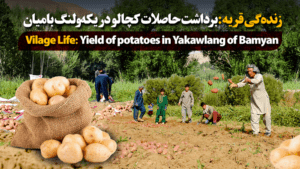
[133,105,146,121]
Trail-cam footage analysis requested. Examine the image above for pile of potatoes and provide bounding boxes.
[270,135,300,169]
[30,76,77,105]
[0,115,18,130]
[94,103,133,121]
[40,125,117,164]
[0,105,15,113]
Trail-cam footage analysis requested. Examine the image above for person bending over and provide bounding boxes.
[197,102,222,125]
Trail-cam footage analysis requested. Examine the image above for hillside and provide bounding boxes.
[5,0,95,17]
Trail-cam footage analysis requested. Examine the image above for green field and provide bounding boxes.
[1,76,300,101]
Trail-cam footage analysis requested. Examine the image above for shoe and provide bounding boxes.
[253,133,259,136]
[138,118,144,122]
[162,122,165,124]
[156,122,158,124]
[188,118,192,123]
[212,123,217,125]
[108,100,114,103]
[265,133,271,137]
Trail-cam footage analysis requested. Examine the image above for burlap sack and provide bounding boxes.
[11,79,93,149]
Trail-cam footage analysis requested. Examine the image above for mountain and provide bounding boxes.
[5,0,95,17]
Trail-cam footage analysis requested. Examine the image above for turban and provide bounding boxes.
[246,64,260,73]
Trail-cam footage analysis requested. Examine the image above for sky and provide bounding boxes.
[53,0,215,16]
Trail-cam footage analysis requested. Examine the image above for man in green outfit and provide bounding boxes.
[156,88,168,124]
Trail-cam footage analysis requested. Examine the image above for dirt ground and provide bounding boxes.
[0,102,299,169]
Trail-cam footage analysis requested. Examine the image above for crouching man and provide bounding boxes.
[197,102,222,125]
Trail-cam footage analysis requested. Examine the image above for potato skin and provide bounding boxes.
[62,134,87,150]
[288,135,300,154]
[274,155,300,169]
[48,95,66,105]
[32,78,48,90]
[40,139,61,158]
[102,132,111,140]
[279,139,291,150]
[83,143,112,163]
[101,139,117,153]
[44,79,66,97]
[57,142,83,164]
[270,148,289,165]
[30,88,48,105]
[81,126,103,144]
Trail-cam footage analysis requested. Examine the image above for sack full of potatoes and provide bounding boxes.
[11,77,93,149]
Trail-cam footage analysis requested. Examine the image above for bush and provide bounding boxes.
[224,74,284,106]
[263,74,284,104]
[144,74,205,105]
[225,75,250,106]
[143,78,167,105]
[215,105,300,127]
[202,91,227,107]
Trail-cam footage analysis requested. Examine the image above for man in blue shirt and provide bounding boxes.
[95,70,113,102]
[133,86,146,122]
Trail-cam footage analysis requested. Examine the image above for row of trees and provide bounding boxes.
[205,0,300,82]
[0,0,299,82]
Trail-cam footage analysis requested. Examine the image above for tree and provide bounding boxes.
[205,0,300,80]
[0,0,18,76]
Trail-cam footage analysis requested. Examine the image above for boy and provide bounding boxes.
[148,103,154,116]
[156,88,168,124]
[178,84,194,123]
[197,102,222,125]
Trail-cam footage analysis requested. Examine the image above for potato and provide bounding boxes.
[32,78,48,90]
[63,85,77,97]
[83,143,111,163]
[101,139,117,153]
[270,148,290,165]
[288,135,300,154]
[40,139,61,158]
[48,95,66,105]
[208,80,213,86]
[30,88,48,105]
[213,76,219,80]
[52,76,70,88]
[211,88,218,93]
[280,139,291,150]
[102,132,111,140]
[274,155,300,169]
[62,134,86,150]
[44,78,66,97]
[81,126,103,144]
[57,142,83,164]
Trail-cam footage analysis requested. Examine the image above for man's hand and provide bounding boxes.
[245,77,251,83]
[178,102,181,106]
[157,107,159,110]
[229,83,238,89]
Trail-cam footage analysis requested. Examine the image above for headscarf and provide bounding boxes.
[246,64,260,73]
